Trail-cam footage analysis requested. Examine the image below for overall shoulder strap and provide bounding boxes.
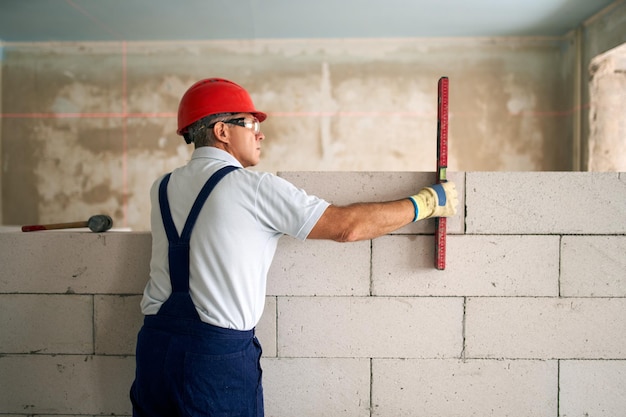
[179,165,240,242]
[158,165,240,244]
[158,173,177,243]
[157,165,240,294]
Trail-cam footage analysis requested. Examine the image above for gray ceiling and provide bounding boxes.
[0,0,618,42]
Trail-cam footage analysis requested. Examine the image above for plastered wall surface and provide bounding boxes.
[0,37,579,231]
[1,171,625,417]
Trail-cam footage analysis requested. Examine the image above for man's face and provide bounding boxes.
[222,114,264,168]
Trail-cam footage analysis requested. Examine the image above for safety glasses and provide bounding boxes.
[213,117,261,135]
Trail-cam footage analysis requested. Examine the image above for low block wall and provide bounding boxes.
[1,172,625,416]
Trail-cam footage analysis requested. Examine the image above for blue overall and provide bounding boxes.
[131,166,264,417]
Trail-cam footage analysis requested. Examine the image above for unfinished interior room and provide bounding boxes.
[1,0,625,416]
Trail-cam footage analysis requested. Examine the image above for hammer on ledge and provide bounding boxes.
[21,214,113,233]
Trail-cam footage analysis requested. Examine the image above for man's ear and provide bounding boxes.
[213,122,230,144]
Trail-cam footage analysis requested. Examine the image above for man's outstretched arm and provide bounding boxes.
[307,182,458,242]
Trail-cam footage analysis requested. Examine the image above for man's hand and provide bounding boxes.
[409,182,458,221]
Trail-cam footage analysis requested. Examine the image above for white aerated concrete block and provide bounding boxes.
[372,235,559,296]
[95,295,143,355]
[267,237,371,296]
[0,294,93,354]
[278,171,465,234]
[560,360,626,417]
[0,355,134,415]
[256,297,277,357]
[465,298,626,359]
[262,358,370,417]
[372,359,557,417]
[278,297,463,358]
[561,236,626,297]
[466,172,626,234]
[0,232,150,294]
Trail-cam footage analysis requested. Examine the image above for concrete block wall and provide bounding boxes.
[1,171,625,416]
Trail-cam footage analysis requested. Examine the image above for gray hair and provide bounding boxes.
[187,112,236,148]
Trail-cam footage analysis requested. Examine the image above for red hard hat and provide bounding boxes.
[176,78,267,136]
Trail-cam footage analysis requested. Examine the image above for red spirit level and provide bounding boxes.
[435,77,449,270]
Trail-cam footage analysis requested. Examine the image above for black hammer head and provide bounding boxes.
[87,215,113,233]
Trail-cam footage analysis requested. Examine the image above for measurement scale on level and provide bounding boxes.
[435,76,449,270]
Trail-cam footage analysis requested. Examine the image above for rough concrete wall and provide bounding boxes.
[1,171,625,416]
[1,38,572,231]
[580,0,626,169]
[589,43,626,171]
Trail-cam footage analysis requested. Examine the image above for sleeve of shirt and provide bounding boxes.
[254,173,330,240]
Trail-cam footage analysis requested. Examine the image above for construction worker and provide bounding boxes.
[130,78,458,417]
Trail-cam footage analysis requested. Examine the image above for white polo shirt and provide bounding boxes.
[140,147,330,330]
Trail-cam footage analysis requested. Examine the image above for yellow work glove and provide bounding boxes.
[408,182,458,222]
